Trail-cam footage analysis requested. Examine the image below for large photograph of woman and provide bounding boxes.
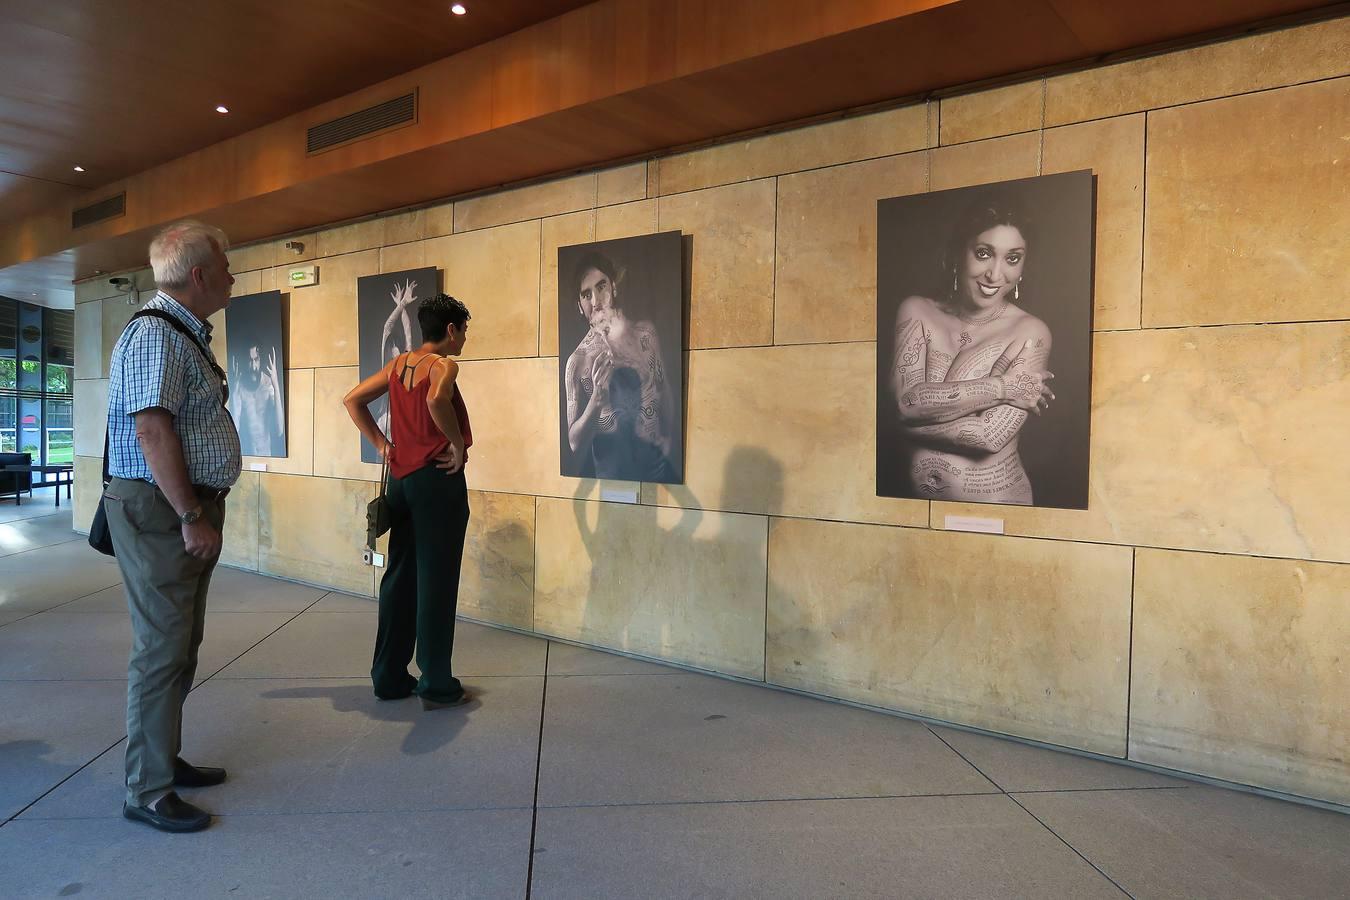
[876,172,1094,509]
[558,231,685,483]
[357,267,440,463]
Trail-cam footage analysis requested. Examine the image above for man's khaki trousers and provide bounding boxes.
[104,477,226,807]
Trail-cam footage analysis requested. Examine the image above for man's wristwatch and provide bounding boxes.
[180,506,204,525]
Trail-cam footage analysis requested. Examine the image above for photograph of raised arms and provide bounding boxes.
[356,267,440,463]
[877,172,1095,509]
[558,231,685,484]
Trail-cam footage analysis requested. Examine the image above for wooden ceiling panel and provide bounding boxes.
[1,0,1344,300]
[0,174,80,224]
[0,0,595,186]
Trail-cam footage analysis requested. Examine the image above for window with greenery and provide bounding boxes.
[0,300,75,474]
[0,396,14,453]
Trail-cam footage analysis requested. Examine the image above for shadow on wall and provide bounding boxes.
[570,445,785,671]
[467,515,534,627]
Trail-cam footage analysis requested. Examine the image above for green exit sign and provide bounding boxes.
[287,265,319,287]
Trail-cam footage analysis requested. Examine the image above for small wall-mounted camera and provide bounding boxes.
[110,275,139,305]
[284,240,305,255]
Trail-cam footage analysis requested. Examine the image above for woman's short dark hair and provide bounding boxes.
[941,192,1033,297]
[418,293,471,342]
[571,251,622,307]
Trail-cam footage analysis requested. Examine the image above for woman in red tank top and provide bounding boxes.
[342,294,474,710]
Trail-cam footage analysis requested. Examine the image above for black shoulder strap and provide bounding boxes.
[101,307,225,484]
[128,309,225,382]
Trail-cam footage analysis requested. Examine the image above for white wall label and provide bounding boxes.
[943,515,1004,534]
[600,485,640,504]
[248,462,268,472]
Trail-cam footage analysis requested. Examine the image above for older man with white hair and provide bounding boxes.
[103,219,241,832]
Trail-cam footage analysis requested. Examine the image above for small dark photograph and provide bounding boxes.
[357,267,440,463]
[225,290,287,458]
[557,231,685,484]
[876,171,1095,509]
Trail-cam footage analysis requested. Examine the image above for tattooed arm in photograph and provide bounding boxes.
[903,328,1054,455]
[636,321,674,457]
[891,299,1054,425]
[565,333,613,455]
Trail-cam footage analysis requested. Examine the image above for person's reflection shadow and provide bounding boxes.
[260,683,477,756]
[573,477,702,656]
[569,446,786,668]
[719,446,784,518]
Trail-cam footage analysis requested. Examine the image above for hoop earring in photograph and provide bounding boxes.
[951,270,959,296]
[1014,280,1020,302]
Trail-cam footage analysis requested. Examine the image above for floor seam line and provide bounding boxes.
[924,724,1004,794]
[187,589,342,689]
[2,735,129,828]
[4,588,342,827]
[13,804,540,823]
[533,791,1008,811]
[525,642,549,899]
[0,578,125,630]
[1006,792,1138,898]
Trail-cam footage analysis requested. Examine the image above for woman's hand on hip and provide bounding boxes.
[435,444,464,474]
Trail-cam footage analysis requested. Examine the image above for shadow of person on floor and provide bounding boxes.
[0,739,75,819]
[260,683,478,756]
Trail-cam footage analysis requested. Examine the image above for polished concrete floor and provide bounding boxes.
[1,504,1347,899]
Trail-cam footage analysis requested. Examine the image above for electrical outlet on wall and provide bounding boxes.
[361,549,385,567]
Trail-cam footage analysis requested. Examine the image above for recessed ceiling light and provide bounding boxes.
[215,105,230,114]
[73,165,85,172]
[451,3,467,14]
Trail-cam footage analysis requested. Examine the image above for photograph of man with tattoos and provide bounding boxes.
[876,173,1095,509]
[558,232,684,483]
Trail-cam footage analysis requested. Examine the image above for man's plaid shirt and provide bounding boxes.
[107,291,241,489]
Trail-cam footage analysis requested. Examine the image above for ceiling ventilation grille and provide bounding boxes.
[307,90,418,154]
[71,193,126,229]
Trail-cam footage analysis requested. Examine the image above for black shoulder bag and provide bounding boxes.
[366,451,391,552]
[88,310,227,556]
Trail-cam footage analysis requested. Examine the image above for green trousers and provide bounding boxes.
[103,477,226,807]
[372,466,470,703]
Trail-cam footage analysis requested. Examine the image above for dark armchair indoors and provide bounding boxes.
[0,451,34,502]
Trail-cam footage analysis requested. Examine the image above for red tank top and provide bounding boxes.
[387,354,473,479]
